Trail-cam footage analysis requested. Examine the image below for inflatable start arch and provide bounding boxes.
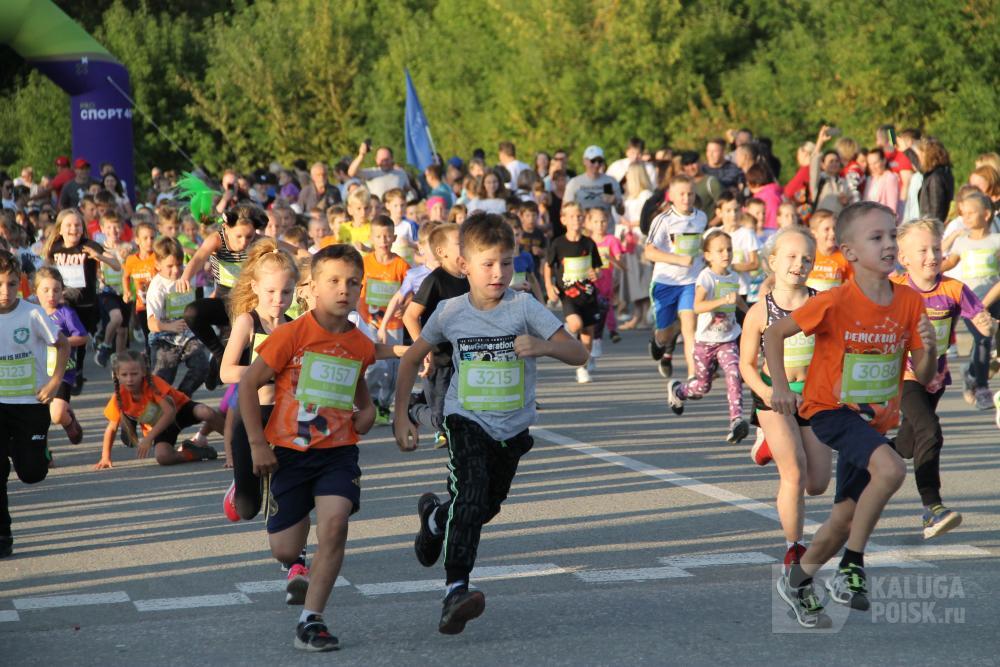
[0,0,135,198]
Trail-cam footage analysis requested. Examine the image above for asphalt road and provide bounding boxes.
[2,331,998,666]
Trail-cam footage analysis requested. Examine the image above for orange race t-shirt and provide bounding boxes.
[103,375,191,433]
[257,312,376,451]
[358,252,409,330]
[792,279,925,433]
[806,249,853,292]
[123,253,158,311]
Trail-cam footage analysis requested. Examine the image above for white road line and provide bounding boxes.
[13,591,130,611]
[133,593,252,612]
[575,566,692,584]
[534,427,934,568]
[659,552,777,568]
[0,610,20,622]
[235,577,350,594]
[356,563,567,596]
[869,544,991,560]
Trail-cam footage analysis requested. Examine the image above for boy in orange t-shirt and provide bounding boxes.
[764,202,936,628]
[805,209,853,291]
[239,244,376,652]
[359,215,410,423]
[122,222,158,347]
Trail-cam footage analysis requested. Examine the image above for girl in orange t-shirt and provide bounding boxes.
[93,350,223,469]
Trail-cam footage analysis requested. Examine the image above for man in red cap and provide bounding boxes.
[58,158,95,211]
[49,156,75,203]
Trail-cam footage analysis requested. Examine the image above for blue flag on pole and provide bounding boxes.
[404,68,436,172]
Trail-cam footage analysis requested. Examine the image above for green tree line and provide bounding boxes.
[1,0,998,183]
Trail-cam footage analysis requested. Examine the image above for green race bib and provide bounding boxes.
[598,245,612,269]
[783,332,815,367]
[713,280,739,313]
[295,351,361,410]
[0,357,35,397]
[458,360,525,411]
[45,347,75,376]
[365,279,399,308]
[563,256,591,283]
[251,332,268,363]
[217,260,242,288]
[393,242,415,266]
[806,277,841,292]
[931,317,952,353]
[962,248,997,279]
[165,291,196,320]
[137,401,163,426]
[102,265,123,292]
[673,234,702,257]
[840,351,902,404]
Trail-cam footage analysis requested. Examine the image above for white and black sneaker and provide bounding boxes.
[414,492,445,567]
[776,574,830,629]
[666,380,684,415]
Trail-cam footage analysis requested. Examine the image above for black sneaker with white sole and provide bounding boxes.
[649,336,665,361]
[658,356,672,378]
[294,615,339,652]
[726,418,749,444]
[666,380,684,415]
[415,492,445,567]
[439,585,486,635]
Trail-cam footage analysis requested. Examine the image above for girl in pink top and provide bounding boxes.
[863,148,901,220]
[586,208,623,341]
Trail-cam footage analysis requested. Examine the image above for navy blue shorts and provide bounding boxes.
[809,407,889,503]
[266,445,361,534]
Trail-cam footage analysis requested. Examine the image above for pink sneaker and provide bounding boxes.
[223,482,240,522]
[286,563,310,605]
[750,430,772,466]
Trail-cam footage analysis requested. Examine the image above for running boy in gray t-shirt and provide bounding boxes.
[393,213,587,635]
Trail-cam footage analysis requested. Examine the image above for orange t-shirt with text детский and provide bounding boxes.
[256,311,376,452]
[791,279,925,434]
[806,249,853,292]
[103,375,191,434]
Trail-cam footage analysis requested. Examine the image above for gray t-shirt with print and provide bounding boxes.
[421,289,563,440]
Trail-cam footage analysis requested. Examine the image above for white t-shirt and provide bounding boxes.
[948,232,1000,299]
[943,216,1000,280]
[358,168,409,200]
[392,220,418,265]
[623,191,653,226]
[606,158,656,186]
[648,207,708,285]
[564,173,624,233]
[713,226,760,295]
[501,160,531,189]
[467,198,508,215]
[694,268,741,344]
[146,274,196,344]
[0,299,60,404]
